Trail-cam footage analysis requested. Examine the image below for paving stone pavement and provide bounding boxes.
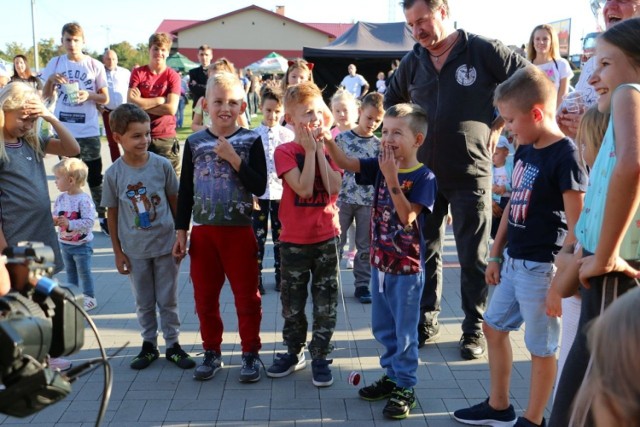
[0,144,551,426]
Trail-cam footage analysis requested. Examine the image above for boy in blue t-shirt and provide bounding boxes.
[325,103,437,420]
[454,66,588,427]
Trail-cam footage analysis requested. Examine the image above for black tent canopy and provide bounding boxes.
[303,21,416,101]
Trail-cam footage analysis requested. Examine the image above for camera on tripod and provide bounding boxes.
[0,242,84,417]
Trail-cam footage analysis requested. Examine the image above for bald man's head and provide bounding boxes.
[103,50,118,70]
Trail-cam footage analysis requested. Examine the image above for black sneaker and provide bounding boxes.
[358,374,397,401]
[99,218,110,236]
[515,416,546,427]
[354,286,372,304]
[166,343,196,369]
[453,398,516,426]
[130,341,159,370]
[460,332,487,360]
[193,350,224,381]
[258,280,266,295]
[266,352,306,378]
[239,352,262,383]
[311,358,333,387]
[418,321,441,348]
[383,386,416,419]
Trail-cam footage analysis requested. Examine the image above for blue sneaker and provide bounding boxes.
[311,359,333,387]
[266,352,306,378]
[453,398,516,426]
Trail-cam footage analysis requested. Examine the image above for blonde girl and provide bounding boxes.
[527,24,573,107]
[330,88,358,138]
[550,18,640,426]
[0,82,80,271]
[550,106,608,399]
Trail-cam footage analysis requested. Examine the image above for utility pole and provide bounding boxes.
[102,25,112,50]
[31,0,39,70]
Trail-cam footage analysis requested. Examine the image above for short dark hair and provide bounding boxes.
[361,92,384,113]
[109,103,150,135]
[385,103,429,136]
[61,22,83,38]
[260,86,284,107]
[494,66,556,112]
[198,44,212,51]
[401,0,449,14]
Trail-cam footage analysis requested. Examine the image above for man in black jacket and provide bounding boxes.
[188,45,212,110]
[384,0,528,360]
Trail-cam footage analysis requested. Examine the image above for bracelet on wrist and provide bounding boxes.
[487,256,503,264]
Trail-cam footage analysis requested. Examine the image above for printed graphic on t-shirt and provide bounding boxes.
[509,159,539,226]
[192,143,252,224]
[59,111,86,124]
[56,210,88,242]
[293,152,331,207]
[125,182,161,229]
[371,179,421,274]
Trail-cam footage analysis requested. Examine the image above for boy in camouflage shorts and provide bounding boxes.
[266,82,342,387]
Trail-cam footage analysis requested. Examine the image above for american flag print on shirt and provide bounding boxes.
[509,159,539,226]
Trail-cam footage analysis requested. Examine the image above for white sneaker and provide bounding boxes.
[83,295,98,311]
[48,357,72,371]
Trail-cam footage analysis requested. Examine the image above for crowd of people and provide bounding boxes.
[1,0,640,424]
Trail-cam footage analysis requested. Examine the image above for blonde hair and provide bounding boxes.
[330,88,358,111]
[0,82,44,162]
[208,58,236,76]
[572,287,640,427]
[527,24,561,61]
[494,65,557,112]
[281,58,314,92]
[205,72,244,98]
[576,106,609,169]
[284,81,323,114]
[53,157,88,187]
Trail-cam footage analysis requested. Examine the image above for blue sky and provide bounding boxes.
[5,0,597,55]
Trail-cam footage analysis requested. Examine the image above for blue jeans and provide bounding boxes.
[60,241,95,297]
[371,268,423,388]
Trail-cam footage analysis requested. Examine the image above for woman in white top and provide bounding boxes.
[527,24,574,107]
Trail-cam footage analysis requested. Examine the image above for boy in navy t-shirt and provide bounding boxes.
[454,67,588,427]
[325,103,437,420]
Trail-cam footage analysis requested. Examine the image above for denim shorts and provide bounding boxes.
[484,254,560,357]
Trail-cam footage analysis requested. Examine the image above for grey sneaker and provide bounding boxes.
[266,351,306,378]
[239,352,262,383]
[193,350,223,381]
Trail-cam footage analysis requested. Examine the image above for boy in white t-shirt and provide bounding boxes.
[42,22,109,235]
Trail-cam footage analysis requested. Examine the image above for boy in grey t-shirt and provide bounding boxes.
[101,104,195,371]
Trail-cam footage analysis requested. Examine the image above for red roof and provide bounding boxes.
[169,5,335,37]
[155,19,201,35]
[306,23,354,38]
